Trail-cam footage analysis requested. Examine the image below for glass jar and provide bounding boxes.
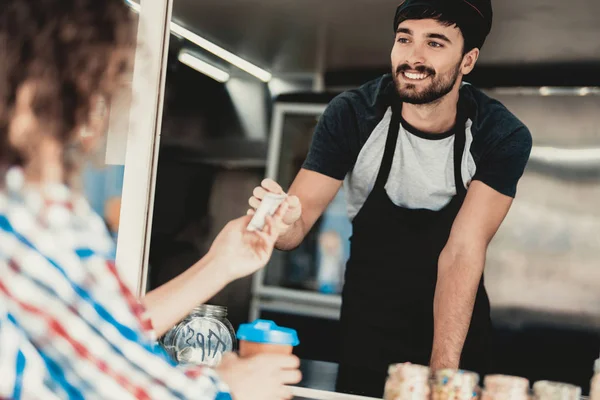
[481,374,530,400]
[161,305,236,367]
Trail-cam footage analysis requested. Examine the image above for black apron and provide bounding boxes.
[335,97,492,398]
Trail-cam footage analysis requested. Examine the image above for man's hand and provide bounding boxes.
[248,179,302,237]
[207,203,288,282]
[249,170,343,251]
[216,353,302,400]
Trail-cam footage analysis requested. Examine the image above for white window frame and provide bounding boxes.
[115,0,173,296]
[249,102,344,322]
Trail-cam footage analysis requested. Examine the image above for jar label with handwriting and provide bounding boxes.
[174,317,234,367]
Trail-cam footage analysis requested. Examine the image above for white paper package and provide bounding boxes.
[247,192,287,232]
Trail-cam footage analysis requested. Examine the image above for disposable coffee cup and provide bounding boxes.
[236,319,299,357]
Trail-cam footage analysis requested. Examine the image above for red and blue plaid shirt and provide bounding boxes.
[0,168,231,400]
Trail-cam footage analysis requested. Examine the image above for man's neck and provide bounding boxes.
[401,88,460,134]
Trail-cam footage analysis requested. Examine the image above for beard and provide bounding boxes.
[392,61,462,105]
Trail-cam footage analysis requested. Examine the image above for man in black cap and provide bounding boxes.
[249,0,532,396]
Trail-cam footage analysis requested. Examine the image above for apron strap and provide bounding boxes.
[373,102,402,190]
[453,107,468,197]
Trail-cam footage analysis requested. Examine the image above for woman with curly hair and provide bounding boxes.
[0,1,300,399]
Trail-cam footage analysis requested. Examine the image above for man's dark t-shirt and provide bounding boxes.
[303,74,532,219]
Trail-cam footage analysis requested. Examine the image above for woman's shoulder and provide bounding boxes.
[0,172,116,282]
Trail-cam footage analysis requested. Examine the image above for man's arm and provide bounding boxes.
[429,180,513,370]
[250,94,359,251]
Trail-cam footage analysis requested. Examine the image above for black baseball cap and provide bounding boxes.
[393,0,493,50]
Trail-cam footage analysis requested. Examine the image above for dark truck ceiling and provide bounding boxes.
[171,0,600,78]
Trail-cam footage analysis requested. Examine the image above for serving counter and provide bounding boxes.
[291,359,593,400]
[292,359,379,399]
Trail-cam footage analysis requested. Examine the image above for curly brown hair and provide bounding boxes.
[0,0,136,184]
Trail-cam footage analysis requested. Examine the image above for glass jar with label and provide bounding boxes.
[161,304,236,367]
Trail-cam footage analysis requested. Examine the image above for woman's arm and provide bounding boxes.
[142,208,286,338]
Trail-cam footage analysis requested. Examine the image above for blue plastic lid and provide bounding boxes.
[236,319,300,346]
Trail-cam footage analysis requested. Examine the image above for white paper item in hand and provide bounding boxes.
[247,192,287,232]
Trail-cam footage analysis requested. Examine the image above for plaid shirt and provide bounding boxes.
[0,168,231,400]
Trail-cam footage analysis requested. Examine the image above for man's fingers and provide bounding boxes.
[249,196,261,209]
[274,202,289,221]
[286,195,300,209]
[253,186,267,200]
[247,209,255,216]
[262,179,284,194]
